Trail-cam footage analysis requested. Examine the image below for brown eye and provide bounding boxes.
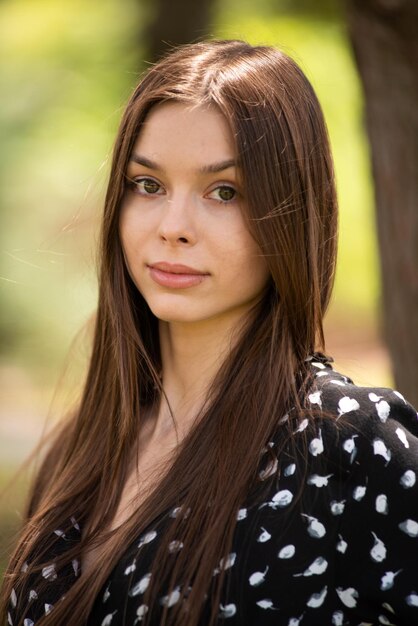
[209,185,237,204]
[141,179,161,194]
[218,186,236,202]
[129,177,163,195]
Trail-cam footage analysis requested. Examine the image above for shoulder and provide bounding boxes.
[223,359,418,624]
[236,360,418,622]
[295,358,418,514]
[304,356,418,442]
[301,365,418,622]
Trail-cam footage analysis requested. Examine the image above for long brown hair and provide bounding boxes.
[1,39,338,626]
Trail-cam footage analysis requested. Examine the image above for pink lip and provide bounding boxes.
[147,262,209,289]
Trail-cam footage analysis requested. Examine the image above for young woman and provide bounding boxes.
[2,39,418,626]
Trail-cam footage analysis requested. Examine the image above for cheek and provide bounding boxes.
[119,208,144,281]
[119,203,147,250]
[247,254,270,293]
[221,229,270,292]
[119,203,131,243]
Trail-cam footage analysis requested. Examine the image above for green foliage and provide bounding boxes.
[0,0,145,376]
[224,0,343,19]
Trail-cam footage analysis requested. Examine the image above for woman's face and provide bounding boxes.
[119,101,270,327]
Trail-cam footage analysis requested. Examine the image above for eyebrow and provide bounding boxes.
[129,154,237,174]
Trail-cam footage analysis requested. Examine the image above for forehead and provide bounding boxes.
[131,101,236,163]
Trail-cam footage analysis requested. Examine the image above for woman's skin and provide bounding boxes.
[82,103,270,575]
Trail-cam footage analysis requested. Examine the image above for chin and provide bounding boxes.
[146,301,205,324]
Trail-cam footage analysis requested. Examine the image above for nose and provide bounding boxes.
[157,193,197,246]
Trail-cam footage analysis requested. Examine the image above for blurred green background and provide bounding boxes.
[0,0,389,574]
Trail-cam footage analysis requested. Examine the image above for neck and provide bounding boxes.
[148,310,251,441]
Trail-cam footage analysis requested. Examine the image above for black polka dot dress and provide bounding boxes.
[8,358,418,625]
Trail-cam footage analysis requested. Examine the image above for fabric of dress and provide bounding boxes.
[8,356,418,626]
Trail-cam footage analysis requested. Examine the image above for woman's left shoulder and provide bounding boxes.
[306,356,418,442]
[297,361,418,624]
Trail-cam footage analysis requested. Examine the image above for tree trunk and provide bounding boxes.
[344,0,418,406]
[146,0,216,62]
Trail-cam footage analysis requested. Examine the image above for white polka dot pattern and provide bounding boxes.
[8,360,418,625]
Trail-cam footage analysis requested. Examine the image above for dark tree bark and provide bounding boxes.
[146,0,216,62]
[344,0,418,405]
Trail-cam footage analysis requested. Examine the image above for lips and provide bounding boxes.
[147,262,209,289]
[148,262,209,276]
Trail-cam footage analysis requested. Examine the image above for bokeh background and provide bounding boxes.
[2,0,416,575]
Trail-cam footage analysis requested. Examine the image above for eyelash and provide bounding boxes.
[126,177,238,205]
[127,177,164,196]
